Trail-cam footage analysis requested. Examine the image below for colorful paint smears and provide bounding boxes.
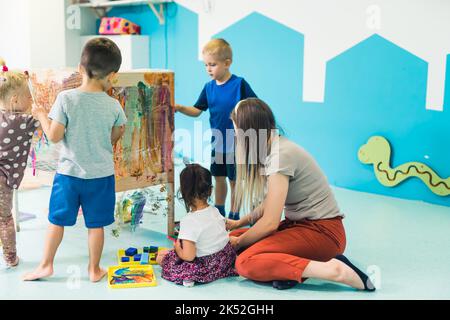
[108,265,157,289]
[358,136,450,196]
[29,70,174,192]
[30,70,82,114]
[116,191,146,231]
[111,82,173,185]
[29,70,82,173]
[29,69,176,236]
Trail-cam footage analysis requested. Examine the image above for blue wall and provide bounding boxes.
[109,3,450,207]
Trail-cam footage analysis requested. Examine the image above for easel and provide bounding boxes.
[28,69,176,237]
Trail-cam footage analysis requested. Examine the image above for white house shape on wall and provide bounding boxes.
[176,0,450,111]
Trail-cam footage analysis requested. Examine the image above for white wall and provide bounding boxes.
[0,0,97,70]
[0,0,31,69]
[176,0,450,111]
[29,0,66,68]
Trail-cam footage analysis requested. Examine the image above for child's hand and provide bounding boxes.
[226,218,240,231]
[174,104,183,113]
[31,103,45,119]
[156,249,170,265]
[229,236,241,250]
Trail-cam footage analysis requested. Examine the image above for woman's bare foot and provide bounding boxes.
[89,267,107,282]
[22,264,53,281]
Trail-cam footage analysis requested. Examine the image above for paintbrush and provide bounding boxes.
[24,71,37,104]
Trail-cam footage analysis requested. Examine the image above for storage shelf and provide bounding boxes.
[77,0,172,24]
[77,0,170,9]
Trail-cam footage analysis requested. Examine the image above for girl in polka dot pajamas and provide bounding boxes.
[0,59,40,267]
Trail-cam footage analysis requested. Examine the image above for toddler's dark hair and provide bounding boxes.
[80,37,122,79]
[178,164,212,212]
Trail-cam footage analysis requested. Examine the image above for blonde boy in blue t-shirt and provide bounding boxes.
[176,39,257,220]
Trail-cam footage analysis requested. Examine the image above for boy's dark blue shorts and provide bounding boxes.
[48,173,116,228]
[210,150,236,181]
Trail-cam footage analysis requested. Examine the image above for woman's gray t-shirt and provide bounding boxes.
[264,136,343,221]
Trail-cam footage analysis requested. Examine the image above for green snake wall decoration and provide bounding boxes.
[358,136,450,196]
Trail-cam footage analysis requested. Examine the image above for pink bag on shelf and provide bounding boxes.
[99,17,141,35]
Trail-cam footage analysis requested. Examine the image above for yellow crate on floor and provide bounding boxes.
[108,265,157,289]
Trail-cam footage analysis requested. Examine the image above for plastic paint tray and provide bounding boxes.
[108,265,157,289]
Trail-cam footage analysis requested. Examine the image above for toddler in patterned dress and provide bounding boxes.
[157,164,238,285]
[0,59,40,268]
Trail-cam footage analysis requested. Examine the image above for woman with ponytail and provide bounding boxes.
[227,98,376,291]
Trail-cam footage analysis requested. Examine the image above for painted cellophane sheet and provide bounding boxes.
[29,69,174,193]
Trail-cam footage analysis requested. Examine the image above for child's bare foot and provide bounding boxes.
[22,264,53,281]
[5,256,20,269]
[89,267,107,282]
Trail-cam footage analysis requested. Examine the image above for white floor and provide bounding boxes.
[1,184,450,300]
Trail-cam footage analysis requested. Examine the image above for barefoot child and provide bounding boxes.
[23,38,127,282]
[157,164,238,285]
[0,59,39,268]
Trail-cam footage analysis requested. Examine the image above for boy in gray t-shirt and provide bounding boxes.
[24,38,126,282]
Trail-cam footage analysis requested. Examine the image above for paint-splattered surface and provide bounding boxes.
[29,69,175,192]
[111,81,174,192]
[29,70,82,114]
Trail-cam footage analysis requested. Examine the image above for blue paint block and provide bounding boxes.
[149,246,158,253]
[143,247,150,253]
[125,247,138,256]
[140,252,149,265]
[121,257,130,262]
[133,254,141,262]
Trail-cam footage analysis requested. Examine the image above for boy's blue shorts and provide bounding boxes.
[210,150,236,181]
[48,173,116,228]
